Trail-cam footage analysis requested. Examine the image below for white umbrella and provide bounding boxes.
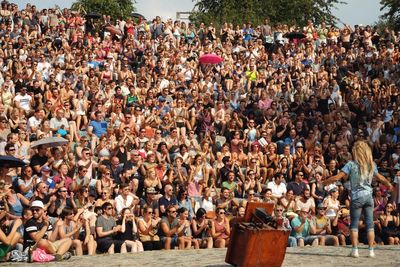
[31,137,69,148]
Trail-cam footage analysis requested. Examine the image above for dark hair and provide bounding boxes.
[78,165,87,172]
[60,207,74,219]
[216,207,225,214]
[5,143,14,152]
[222,156,231,164]
[177,207,187,215]
[177,187,187,200]
[221,187,230,193]
[196,208,206,219]
[262,188,272,194]
[120,207,130,216]
[101,202,113,211]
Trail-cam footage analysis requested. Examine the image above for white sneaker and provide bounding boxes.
[368,249,375,258]
[349,250,359,258]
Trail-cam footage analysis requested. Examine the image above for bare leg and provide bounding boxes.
[350,230,359,248]
[206,237,213,249]
[76,115,82,131]
[319,236,325,246]
[164,237,171,250]
[87,235,97,256]
[178,236,185,250]
[120,242,127,253]
[56,238,72,255]
[214,239,225,248]
[73,239,83,256]
[367,230,375,248]
[108,244,115,254]
[136,241,144,252]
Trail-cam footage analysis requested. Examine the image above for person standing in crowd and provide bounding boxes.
[324,141,393,258]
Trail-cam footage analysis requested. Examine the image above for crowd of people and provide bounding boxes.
[0,0,399,262]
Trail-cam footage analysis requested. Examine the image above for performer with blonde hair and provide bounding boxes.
[324,141,393,258]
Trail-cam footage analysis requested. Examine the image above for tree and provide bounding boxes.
[190,0,345,28]
[71,0,136,19]
[380,0,400,31]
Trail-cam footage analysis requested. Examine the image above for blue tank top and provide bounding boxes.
[9,194,23,216]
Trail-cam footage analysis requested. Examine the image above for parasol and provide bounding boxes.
[283,32,306,40]
[0,155,26,168]
[85,13,101,20]
[131,13,146,20]
[31,137,69,149]
[199,54,223,64]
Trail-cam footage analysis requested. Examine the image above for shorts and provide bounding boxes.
[161,236,178,248]
[50,239,64,252]
[176,122,185,128]
[97,237,125,253]
[0,244,11,260]
[296,235,318,245]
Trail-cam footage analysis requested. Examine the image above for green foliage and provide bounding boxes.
[71,0,136,19]
[190,0,345,28]
[380,0,400,31]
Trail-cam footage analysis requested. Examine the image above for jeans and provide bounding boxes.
[350,193,374,232]
[288,236,297,247]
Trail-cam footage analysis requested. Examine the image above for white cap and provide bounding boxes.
[31,200,44,209]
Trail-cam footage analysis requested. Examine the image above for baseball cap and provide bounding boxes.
[158,96,166,102]
[146,187,157,194]
[295,142,304,148]
[31,200,44,209]
[41,166,51,172]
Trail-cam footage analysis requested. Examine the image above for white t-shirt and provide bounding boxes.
[28,116,42,132]
[115,194,134,214]
[267,181,287,198]
[14,94,32,111]
[49,117,69,130]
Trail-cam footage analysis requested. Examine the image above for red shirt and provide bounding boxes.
[52,174,73,192]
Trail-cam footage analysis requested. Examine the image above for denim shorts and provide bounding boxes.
[350,193,374,232]
[161,235,178,248]
[296,235,318,245]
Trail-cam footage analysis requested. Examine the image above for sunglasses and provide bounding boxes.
[169,210,177,213]
[60,190,68,193]
[106,207,113,210]
[275,209,283,212]
[147,211,153,214]
[219,212,225,215]
[31,208,41,212]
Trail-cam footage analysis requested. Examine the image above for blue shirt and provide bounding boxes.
[341,161,377,200]
[290,216,310,238]
[90,120,108,138]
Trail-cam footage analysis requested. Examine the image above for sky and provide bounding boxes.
[13,0,383,26]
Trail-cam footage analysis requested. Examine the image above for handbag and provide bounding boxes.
[31,248,55,262]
